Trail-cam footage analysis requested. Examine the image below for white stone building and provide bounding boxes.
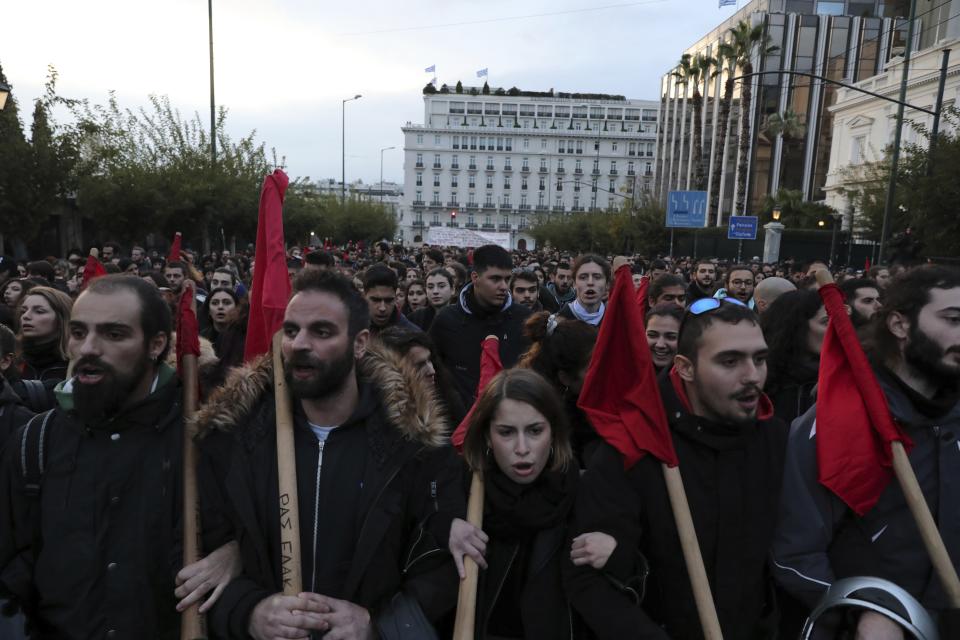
[824,33,960,230]
[398,87,659,249]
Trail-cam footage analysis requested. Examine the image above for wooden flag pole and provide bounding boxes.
[180,352,205,639]
[272,330,303,594]
[452,471,485,640]
[662,465,724,640]
[814,268,960,606]
[180,283,206,640]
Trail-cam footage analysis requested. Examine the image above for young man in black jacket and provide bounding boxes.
[430,244,531,408]
[196,269,460,640]
[565,300,788,639]
[0,276,235,639]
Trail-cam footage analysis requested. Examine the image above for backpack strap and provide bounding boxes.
[19,410,55,498]
[18,380,48,413]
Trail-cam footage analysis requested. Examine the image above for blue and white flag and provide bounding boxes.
[425,64,436,73]
[476,68,488,78]
[719,0,736,6]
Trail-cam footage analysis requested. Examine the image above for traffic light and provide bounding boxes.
[450,210,457,219]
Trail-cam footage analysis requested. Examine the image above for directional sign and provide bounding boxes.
[727,216,759,240]
[666,191,708,228]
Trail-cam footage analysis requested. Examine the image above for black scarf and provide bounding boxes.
[483,462,577,541]
[20,336,65,372]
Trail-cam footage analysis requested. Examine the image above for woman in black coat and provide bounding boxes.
[450,368,611,639]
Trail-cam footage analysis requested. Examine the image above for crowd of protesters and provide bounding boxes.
[0,237,957,640]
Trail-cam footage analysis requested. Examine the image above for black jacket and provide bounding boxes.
[772,367,960,612]
[565,373,789,640]
[430,285,531,407]
[195,346,460,639]
[0,378,33,450]
[0,366,184,640]
[686,281,715,305]
[409,305,439,332]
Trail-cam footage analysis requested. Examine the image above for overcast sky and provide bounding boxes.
[4,0,741,185]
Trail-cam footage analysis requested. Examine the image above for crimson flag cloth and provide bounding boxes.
[815,282,913,516]
[577,264,679,469]
[244,169,292,362]
[81,254,107,290]
[451,336,503,452]
[168,232,182,264]
[635,274,650,317]
[175,287,201,375]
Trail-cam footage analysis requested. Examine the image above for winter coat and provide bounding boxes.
[565,372,788,640]
[686,281,715,304]
[0,365,184,640]
[369,306,422,336]
[194,344,461,639]
[429,284,531,408]
[772,366,960,612]
[0,378,33,450]
[409,305,439,332]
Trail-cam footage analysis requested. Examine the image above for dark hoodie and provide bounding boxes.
[429,284,532,408]
[0,377,33,450]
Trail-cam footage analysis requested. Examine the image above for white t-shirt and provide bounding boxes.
[308,422,337,442]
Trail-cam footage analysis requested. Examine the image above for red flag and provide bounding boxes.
[815,282,912,515]
[244,169,292,361]
[635,274,650,317]
[175,285,201,374]
[451,336,503,452]
[81,252,107,290]
[577,264,679,468]
[864,257,872,272]
[168,232,182,264]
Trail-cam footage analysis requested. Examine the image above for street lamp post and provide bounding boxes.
[828,212,841,267]
[342,94,362,203]
[379,146,395,203]
[0,81,11,111]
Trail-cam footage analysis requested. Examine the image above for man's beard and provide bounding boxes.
[284,345,355,400]
[905,324,960,384]
[73,355,151,423]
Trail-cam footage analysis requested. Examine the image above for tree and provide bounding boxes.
[423,82,437,94]
[455,80,463,94]
[0,61,31,253]
[728,20,778,216]
[839,106,960,257]
[759,188,835,229]
[530,205,668,256]
[763,108,806,140]
[709,40,738,222]
[283,181,396,245]
[672,53,715,191]
[482,82,490,95]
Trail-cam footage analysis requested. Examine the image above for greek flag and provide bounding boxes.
[424,64,436,73]
[719,0,736,6]
[476,68,488,78]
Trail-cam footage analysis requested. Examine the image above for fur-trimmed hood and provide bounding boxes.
[194,341,449,448]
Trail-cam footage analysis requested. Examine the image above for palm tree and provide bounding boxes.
[708,40,737,222]
[690,53,716,190]
[763,108,806,140]
[728,20,779,215]
[670,55,693,189]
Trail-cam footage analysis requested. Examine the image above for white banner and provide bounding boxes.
[426,227,512,249]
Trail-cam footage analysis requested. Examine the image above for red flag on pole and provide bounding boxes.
[175,283,201,375]
[815,281,913,515]
[81,250,107,291]
[864,257,872,272]
[168,232,183,264]
[451,336,503,452]
[244,169,292,362]
[577,264,679,468]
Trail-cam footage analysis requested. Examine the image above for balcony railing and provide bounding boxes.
[433,163,442,169]
[486,165,495,171]
[535,204,548,211]
[482,223,496,230]
[627,169,636,176]
[412,200,425,207]
[519,204,531,210]
[430,221,442,226]
[538,167,548,173]
[498,223,511,231]
[415,162,424,168]
[412,220,426,228]
[574,168,583,174]
[552,206,566,213]
[644,170,653,177]
[610,169,618,175]
[556,167,565,174]
[430,200,443,207]
[520,166,530,173]
[518,223,530,230]
[446,201,459,207]
[468,164,477,170]
[465,222,478,229]
[447,222,460,227]
[571,206,585,212]
[451,164,460,170]
[592,168,601,175]
[503,165,513,172]
[482,202,496,209]
[466,203,479,209]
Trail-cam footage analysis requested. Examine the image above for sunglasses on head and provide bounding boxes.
[688,296,748,316]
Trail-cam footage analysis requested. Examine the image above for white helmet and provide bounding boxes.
[801,576,938,640]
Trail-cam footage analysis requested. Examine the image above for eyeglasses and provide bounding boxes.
[688,297,748,316]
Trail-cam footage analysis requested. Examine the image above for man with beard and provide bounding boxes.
[773,266,960,638]
[686,258,718,304]
[566,298,788,639]
[839,277,882,328]
[546,261,575,307]
[0,275,237,638]
[195,268,459,640]
[510,270,542,311]
[713,264,756,308]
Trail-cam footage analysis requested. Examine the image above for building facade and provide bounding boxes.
[656,0,909,226]
[824,20,960,227]
[398,87,659,248]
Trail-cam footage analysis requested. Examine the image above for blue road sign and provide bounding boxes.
[666,191,708,228]
[728,215,759,240]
